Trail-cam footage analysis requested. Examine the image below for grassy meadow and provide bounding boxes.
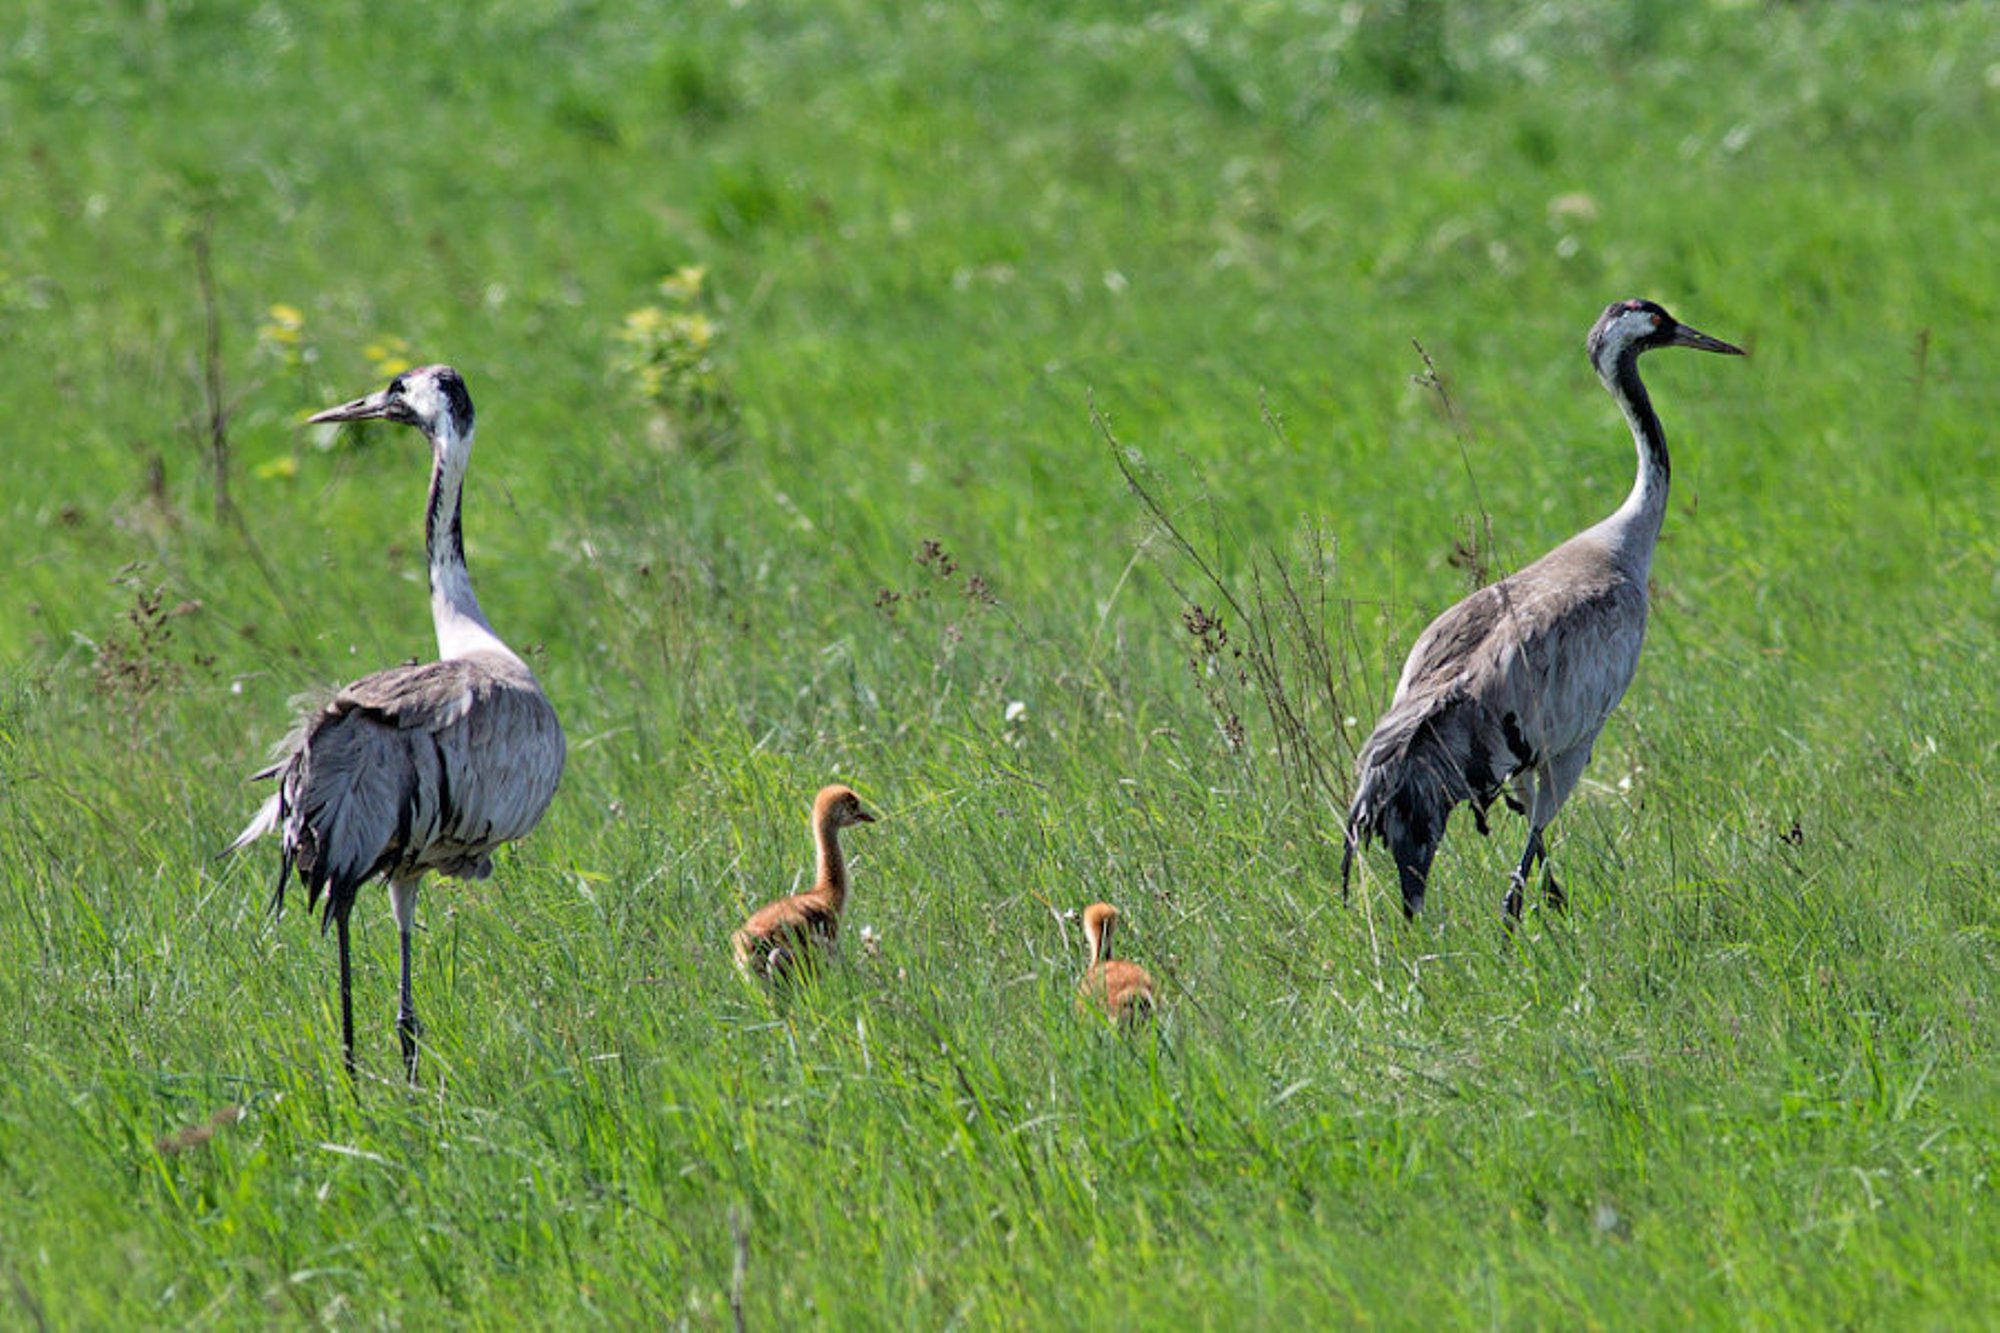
[3,0,1998,1324]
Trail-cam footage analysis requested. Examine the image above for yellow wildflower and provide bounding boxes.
[365,335,413,380]
[658,265,707,303]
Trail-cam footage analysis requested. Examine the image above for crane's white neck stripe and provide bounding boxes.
[423,425,516,662]
[1591,346,1671,580]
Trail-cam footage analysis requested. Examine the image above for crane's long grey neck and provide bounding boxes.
[424,426,515,661]
[1597,348,1671,577]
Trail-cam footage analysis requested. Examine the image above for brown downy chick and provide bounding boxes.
[734,785,876,983]
[1077,901,1155,1022]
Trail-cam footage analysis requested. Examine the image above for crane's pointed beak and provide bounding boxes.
[853,808,878,824]
[308,389,395,424]
[1670,323,1745,357]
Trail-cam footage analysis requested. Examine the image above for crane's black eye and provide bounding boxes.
[388,376,406,396]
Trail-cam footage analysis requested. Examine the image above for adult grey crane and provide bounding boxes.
[230,365,565,1080]
[1341,299,1742,922]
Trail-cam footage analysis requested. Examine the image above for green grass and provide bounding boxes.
[3,0,1997,1325]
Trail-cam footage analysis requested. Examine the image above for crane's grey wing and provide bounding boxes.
[415,664,567,857]
[311,653,564,873]
[1390,552,1645,766]
[1345,557,1645,909]
[1352,581,1522,833]
[1351,584,1510,833]
[1389,582,1510,702]
[1455,574,1647,768]
[232,654,563,926]
[333,657,488,732]
[230,660,464,925]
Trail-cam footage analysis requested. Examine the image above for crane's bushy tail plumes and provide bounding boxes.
[232,721,399,933]
[1341,693,1510,917]
[226,686,334,907]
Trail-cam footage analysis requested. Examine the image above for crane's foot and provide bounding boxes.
[1542,868,1568,915]
[1501,877,1526,923]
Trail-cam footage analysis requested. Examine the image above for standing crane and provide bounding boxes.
[231,365,565,1080]
[1342,300,1742,921]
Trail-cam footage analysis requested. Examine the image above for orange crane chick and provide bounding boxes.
[1077,902,1155,1022]
[734,785,876,983]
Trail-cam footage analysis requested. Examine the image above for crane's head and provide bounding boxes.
[1587,299,1744,375]
[813,784,877,831]
[309,365,476,444]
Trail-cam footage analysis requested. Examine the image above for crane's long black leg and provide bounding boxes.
[390,879,422,1084]
[1542,862,1567,914]
[1339,831,1355,905]
[397,924,419,1083]
[1503,827,1545,922]
[336,912,357,1081]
